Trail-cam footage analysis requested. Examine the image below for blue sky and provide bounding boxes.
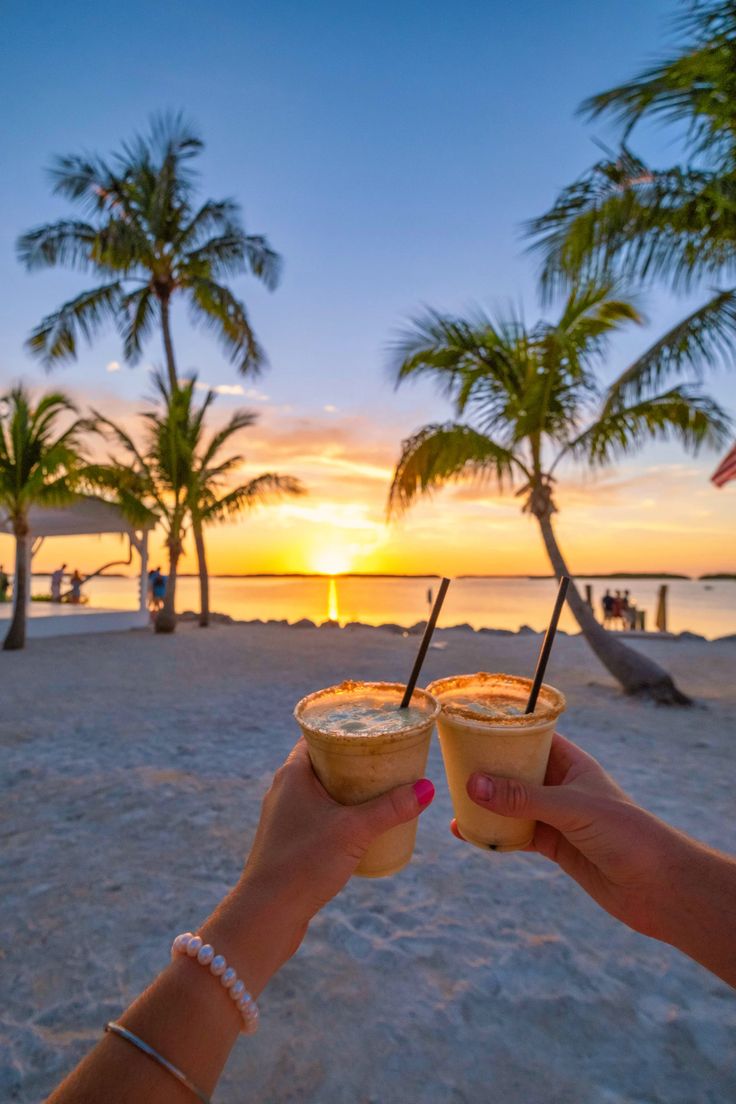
[2,0,709,406]
[1,0,734,575]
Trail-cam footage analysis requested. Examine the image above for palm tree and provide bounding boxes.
[387,284,731,703]
[184,387,304,627]
[527,1,736,392]
[0,387,90,650]
[17,112,281,391]
[94,374,192,634]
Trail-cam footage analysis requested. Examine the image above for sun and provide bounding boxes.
[311,546,353,575]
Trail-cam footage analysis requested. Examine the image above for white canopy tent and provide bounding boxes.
[0,497,153,637]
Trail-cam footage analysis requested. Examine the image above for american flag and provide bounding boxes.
[711,443,736,488]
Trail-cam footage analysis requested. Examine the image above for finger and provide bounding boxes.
[466,771,594,836]
[352,778,435,839]
[450,818,465,841]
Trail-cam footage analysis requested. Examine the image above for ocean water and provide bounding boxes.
[24,574,736,639]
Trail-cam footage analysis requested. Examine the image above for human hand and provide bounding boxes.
[453,732,689,941]
[202,738,434,994]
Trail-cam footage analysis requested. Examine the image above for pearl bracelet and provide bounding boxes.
[171,932,260,1035]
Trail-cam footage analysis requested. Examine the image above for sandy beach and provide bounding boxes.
[2,622,735,1103]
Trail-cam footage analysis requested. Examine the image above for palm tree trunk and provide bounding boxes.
[535,512,690,704]
[193,521,210,628]
[155,538,181,634]
[160,296,179,393]
[3,523,29,651]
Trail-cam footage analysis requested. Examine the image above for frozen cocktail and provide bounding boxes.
[427,672,566,851]
[294,681,440,877]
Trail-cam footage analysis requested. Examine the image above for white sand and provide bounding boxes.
[1,623,735,1103]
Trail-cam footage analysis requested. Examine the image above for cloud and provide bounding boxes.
[193,381,270,400]
[106,361,121,373]
[324,404,338,413]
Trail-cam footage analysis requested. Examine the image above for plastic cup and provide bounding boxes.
[426,672,566,851]
[294,681,440,878]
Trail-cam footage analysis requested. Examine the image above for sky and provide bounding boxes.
[1,0,734,577]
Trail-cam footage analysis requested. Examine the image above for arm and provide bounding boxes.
[458,732,736,987]
[47,740,435,1103]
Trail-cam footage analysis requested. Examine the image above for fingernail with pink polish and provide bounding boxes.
[469,774,494,801]
[413,778,435,807]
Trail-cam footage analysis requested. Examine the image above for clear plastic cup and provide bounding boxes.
[294,681,440,877]
[427,672,566,851]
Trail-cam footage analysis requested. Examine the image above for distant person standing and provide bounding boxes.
[50,563,67,603]
[620,590,631,630]
[601,589,614,626]
[611,590,623,629]
[69,569,84,604]
[150,567,166,618]
[0,564,9,602]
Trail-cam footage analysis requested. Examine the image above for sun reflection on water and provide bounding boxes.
[327,576,340,623]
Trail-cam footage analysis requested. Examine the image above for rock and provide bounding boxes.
[291,618,316,628]
[178,610,232,624]
[377,623,405,635]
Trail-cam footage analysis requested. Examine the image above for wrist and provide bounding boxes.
[198,873,304,997]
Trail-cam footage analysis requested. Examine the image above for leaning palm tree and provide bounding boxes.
[94,374,193,633]
[184,387,304,627]
[528,1,736,393]
[18,112,281,390]
[388,284,731,703]
[0,387,90,650]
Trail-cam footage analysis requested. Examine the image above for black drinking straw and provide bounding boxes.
[400,577,451,709]
[525,575,570,714]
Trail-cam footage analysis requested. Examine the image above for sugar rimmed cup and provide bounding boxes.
[295,680,440,877]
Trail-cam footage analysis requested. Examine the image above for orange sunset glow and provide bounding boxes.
[5,397,734,581]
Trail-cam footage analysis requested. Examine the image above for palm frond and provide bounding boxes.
[178,198,243,249]
[0,385,90,517]
[199,409,258,470]
[120,286,157,362]
[571,386,731,467]
[387,423,524,518]
[198,473,304,523]
[48,152,126,214]
[26,282,122,367]
[17,220,99,272]
[604,286,736,408]
[580,3,736,164]
[186,277,265,374]
[240,234,282,290]
[527,155,734,295]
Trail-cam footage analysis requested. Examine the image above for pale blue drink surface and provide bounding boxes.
[306,697,426,734]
